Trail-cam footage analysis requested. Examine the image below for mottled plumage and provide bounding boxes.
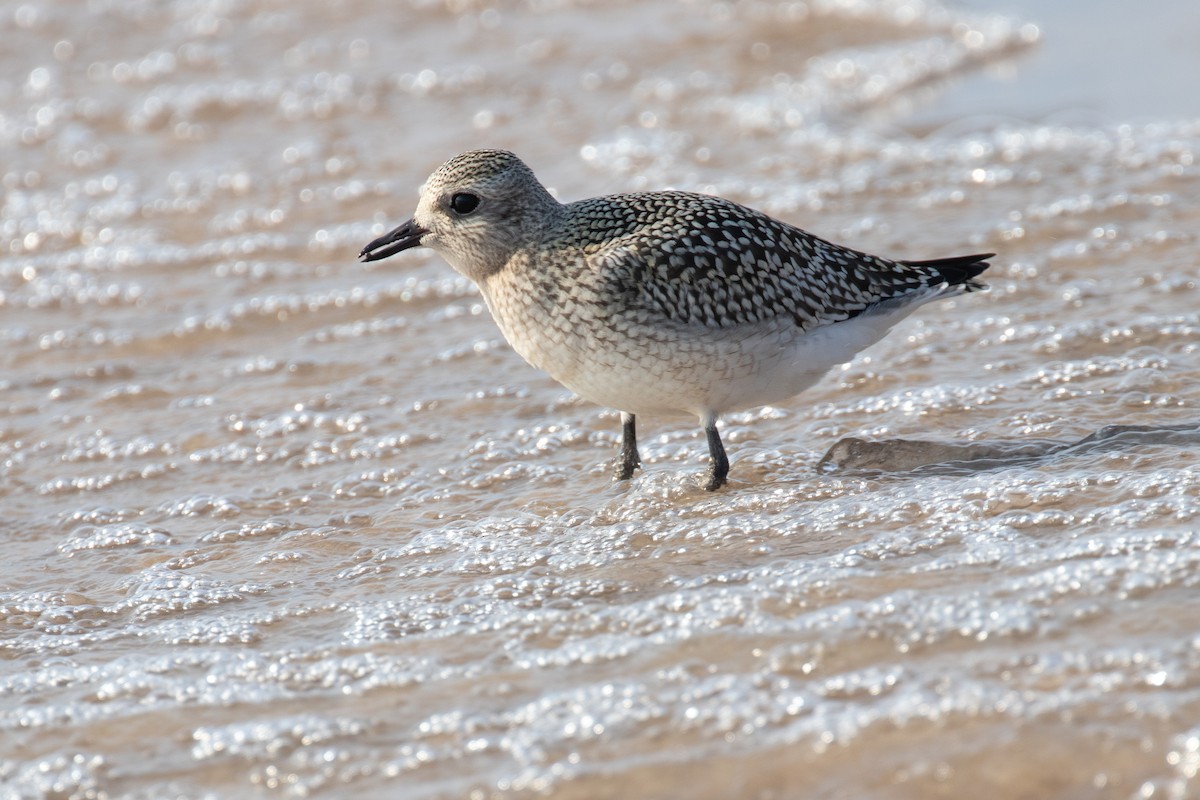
[360,149,991,490]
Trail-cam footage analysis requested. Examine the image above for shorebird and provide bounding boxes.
[360,149,991,490]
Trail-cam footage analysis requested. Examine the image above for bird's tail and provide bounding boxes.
[900,253,993,292]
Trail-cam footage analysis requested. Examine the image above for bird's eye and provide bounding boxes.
[450,192,480,215]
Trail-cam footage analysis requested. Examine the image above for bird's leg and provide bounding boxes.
[703,416,729,491]
[613,412,641,481]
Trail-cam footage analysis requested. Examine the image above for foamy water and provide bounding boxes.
[3,1,1200,798]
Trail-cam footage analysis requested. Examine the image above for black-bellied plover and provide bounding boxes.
[360,149,991,490]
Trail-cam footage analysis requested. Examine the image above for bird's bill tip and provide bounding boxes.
[358,218,428,263]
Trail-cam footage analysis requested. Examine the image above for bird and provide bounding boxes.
[359,149,991,491]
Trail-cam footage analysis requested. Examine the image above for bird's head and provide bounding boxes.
[359,149,561,283]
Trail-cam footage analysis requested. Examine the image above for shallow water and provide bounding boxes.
[3,1,1200,798]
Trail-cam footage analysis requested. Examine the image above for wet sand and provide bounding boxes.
[2,1,1200,798]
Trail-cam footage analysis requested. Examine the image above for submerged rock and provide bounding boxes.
[818,423,1200,474]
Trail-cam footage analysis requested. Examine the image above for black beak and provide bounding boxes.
[359,218,429,263]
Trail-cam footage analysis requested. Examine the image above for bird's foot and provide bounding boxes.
[613,457,640,482]
[702,470,727,492]
[702,420,729,491]
[613,412,641,482]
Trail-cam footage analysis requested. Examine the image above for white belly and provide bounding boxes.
[481,267,936,421]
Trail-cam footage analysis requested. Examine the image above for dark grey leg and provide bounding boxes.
[703,419,729,491]
[614,412,641,481]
